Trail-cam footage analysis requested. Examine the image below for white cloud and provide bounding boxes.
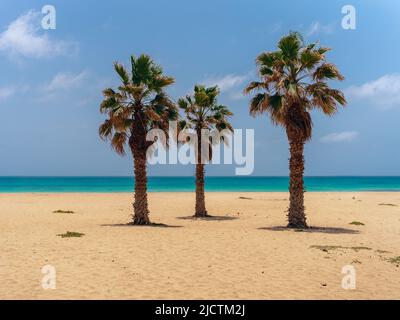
[0,86,16,101]
[228,91,246,101]
[37,71,108,106]
[0,10,77,59]
[320,131,359,143]
[345,74,400,109]
[270,22,282,34]
[204,74,249,92]
[43,71,88,92]
[306,22,335,37]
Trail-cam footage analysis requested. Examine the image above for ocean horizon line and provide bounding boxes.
[1,175,400,178]
[1,176,400,193]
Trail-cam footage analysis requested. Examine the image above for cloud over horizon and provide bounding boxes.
[320,131,359,143]
[345,74,400,109]
[0,86,16,101]
[204,74,248,92]
[203,73,251,100]
[306,21,335,37]
[43,71,89,93]
[0,10,77,59]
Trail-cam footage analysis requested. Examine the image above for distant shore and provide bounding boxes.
[1,192,399,299]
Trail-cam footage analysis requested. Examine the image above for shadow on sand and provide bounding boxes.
[176,215,238,221]
[258,226,360,234]
[101,222,183,228]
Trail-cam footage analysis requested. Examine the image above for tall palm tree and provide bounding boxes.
[245,32,346,228]
[178,85,233,217]
[99,54,178,225]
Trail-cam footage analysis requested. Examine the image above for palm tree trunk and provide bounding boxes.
[132,150,150,225]
[195,163,207,217]
[287,136,308,228]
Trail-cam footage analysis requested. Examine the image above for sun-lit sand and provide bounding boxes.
[0,192,399,299]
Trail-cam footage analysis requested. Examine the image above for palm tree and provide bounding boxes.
[178,85,233,217]
[245,32,346,228]
[99,54,178,225]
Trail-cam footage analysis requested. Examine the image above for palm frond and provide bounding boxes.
[178,98,188,110]
[244,81,267,94]
[111,132,127,155]
[100,54,177,156]
[300,49,323,69]
[150,76,175,92]
[256,52,279,67]
[131,54,152,85]
[249,93,268,116]
[102,88,116,98]
[99,120,113,140]
[179,85,233,145]
[99,96,118,113]
[278,32,302,61]
[245,32,346,138]
[313,63,344,81]
[114,62,129,85]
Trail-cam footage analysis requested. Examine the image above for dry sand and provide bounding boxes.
[0,192,399,299]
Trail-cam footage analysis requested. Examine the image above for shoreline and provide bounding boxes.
[2,190,400,194]
[2,177,400,193]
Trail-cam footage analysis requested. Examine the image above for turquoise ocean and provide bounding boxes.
[0,176,400,192]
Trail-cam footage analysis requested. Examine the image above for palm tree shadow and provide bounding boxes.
[176,214,238,221]
[259,226,360,234]
[101,223,183,228]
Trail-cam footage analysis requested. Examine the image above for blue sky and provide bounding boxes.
[0,0,399,176]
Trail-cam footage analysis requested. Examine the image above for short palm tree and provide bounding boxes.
[99,54,178,225]
[245,32,346,228]
[178,85,233,217]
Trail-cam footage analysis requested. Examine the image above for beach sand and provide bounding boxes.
[0,192,399,299]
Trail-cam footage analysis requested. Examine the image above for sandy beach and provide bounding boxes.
[0,192,399,300]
